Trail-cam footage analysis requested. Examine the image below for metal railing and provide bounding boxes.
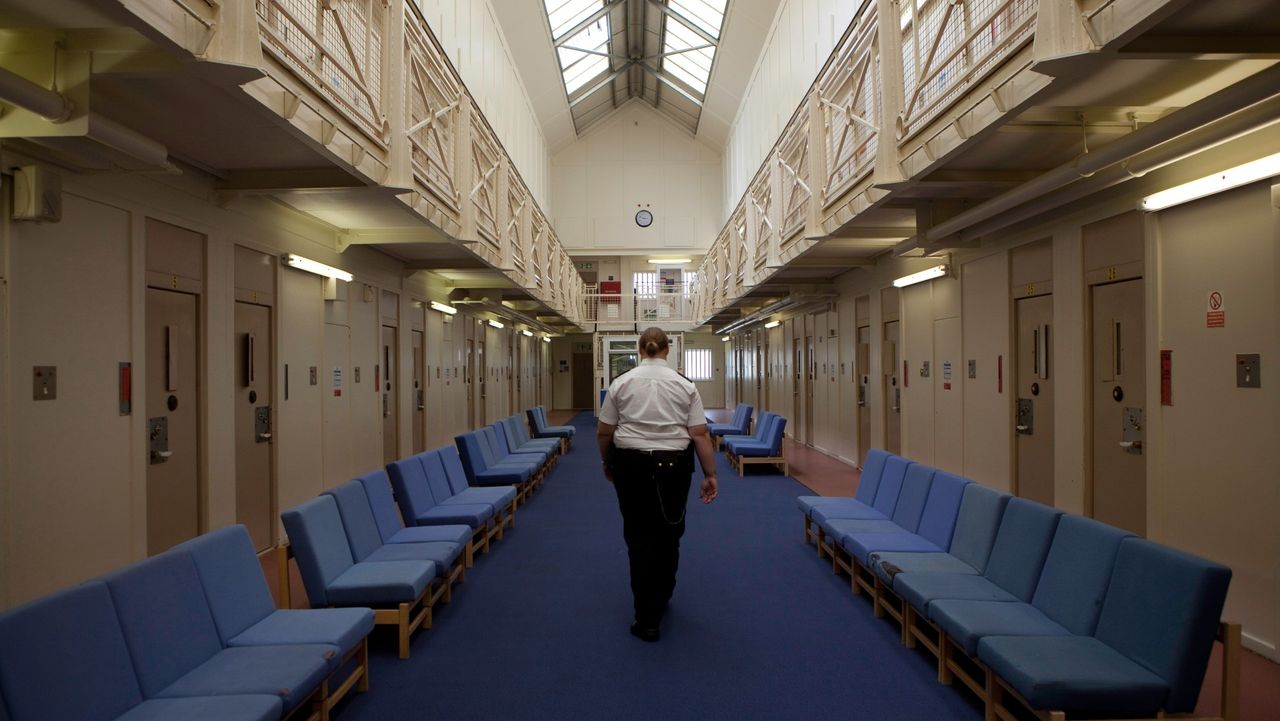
[579,283,698,326]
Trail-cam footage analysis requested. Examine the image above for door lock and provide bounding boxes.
[148,417,170,464]
[254,406,272,443]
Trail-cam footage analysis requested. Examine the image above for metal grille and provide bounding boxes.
[405,8,460,216]
[749,172,773,272]
[899,0,1037,140]
[470,108,502,250]
[683,348,713,381]
[732,207,748,287]
[257,0,387,144]
[820,5,879,205]
[777,106,810,247]
[508,178,529,274]
[531,212,545,290]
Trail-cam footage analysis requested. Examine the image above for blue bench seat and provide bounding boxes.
[529,405,575,440]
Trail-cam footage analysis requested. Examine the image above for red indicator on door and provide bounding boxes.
[1160,350,1172,406]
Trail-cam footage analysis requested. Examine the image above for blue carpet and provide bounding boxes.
[339,412,980,720]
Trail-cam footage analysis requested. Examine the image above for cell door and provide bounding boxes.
[146,288,200,555]
[805,334,816,446]
[476,341,486,427]
[465,339,475,429]
[792,338,802,434]
[381,326,398,464]
[1015,295,1054,505]
[234,302,273,551]
[1091,279,1146,535]
[857,324,871,465]
[883,320,901,455]
[412,329,425,454]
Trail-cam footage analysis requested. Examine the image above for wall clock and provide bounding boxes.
[635,209,653,228]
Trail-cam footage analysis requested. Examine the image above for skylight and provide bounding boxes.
[545,0,612,96]
[660,0,726,95]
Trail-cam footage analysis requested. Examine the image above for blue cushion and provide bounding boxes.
[915,471,968,550]
[871,456,911,517]
[931,600,1071,655]
[438,445,476,495]
[889,464,935,532]
[822,518,900,542]
[855,449,891,505]
[948,483,1010,573]
[102,551,225,698]
[870,551,980,584]
[280,496,356,608]
[227,607,373,658]
[387,456,438,523]
[355,470,411,543]
[324,481,387,562]
[843,532,944,565]
[731,443,776,457]
[385,524,472,546]
[326,560,436,606]
[811,502,887,526]
[1031,515,1132,636]
[454,432,492,481]
[1094,538,1232,713]
[977,636,1169,714]
[894,572,1019,615]
[0,581,143,721]
[472,467,528,486]
[982,498,1062,601]
[453,486,518,508]
[176,525,276,644]
[412,503,494,528]
[154,644,336,712]
[364,540,462,570]
[116,696,282,721]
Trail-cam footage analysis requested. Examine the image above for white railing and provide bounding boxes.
[898,0,1037,140]
[257,0,388,144]
[819,4,878,206]
[579,283,698,326]
[405,7,461,219]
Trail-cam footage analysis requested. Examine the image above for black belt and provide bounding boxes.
[614,446,690,462]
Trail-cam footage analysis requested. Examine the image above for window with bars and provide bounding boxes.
[684,347,714,381]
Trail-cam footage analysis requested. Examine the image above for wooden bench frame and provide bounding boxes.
[725,448,788,476]
[277,543,466,659]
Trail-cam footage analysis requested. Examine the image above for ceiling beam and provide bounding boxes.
[636,62,703,107]
[779,257,877,268]
[827,226,916,239]
[553,0,626,47]
[644,0,718,45]
[568,62,634,108]
[1117,35,1280,60]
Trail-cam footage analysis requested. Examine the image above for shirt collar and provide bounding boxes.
[639,358,668,367]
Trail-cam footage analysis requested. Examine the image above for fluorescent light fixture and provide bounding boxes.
[283,254,352,282]
[893,264,948,288]
[764,320,780,329]
[648,258,692,265]
[429,301,457,315]
[522,329,534,337]
[1140,151,1280,210]
[488,319,504,329]
[542,336,552,343]
[721,336,730,342]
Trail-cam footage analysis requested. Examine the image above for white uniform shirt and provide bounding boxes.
[599,357,707,451]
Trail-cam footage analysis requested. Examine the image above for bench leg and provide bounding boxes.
[508,501,517,529]
[938,633,953,685]
[397,603,411,659]
[464,539,475,568]
[903,603,916,648]
[984,668,999,721]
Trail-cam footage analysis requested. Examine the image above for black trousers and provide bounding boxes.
[611,447,694,626]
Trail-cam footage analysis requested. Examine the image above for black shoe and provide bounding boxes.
[630,621,659,642]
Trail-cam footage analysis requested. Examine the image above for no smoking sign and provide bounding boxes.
[1206,290,1225,328]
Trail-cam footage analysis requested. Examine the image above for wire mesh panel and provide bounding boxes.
[257,0,388,144]
[531,211,546,291]
[507,176,529,276]
[470,108,502,251]
[899,0,1037,140]
[731,206,748,292]
[748,172,773,273]
[777,106,810,250]
[405,7,461,218]
[819,5,879,206]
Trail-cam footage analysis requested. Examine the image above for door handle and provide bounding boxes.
[151,450,173,462]
[1119,440,1142,450]
[1016,425,1029,432]
[257,432,272,441]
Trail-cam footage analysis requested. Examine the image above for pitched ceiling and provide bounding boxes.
[494,0,780,151]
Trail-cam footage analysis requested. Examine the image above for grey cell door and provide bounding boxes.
[883,320,901,455]
[412,329,426,454]
[146,287,200,555]
[857,324,871,465]
[1091,278,1146,536]
[234,301,273,551]
[382,325,398,464]
[465,339,475,430]
[1015,294,1054,506]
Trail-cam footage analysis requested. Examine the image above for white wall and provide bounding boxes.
[722,0,862,217]
[418,0,551,207]
[551,103,722,252]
